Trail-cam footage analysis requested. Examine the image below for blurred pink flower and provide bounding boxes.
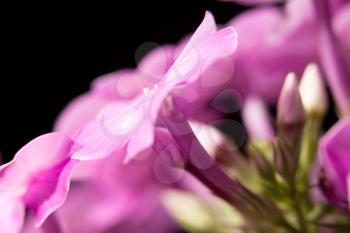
[228,2,317,102]
[227,0,350,105]
[0,133,76,233]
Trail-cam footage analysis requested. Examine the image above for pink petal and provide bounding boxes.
[91,69,144,99]
[333,3,350,58]
[72,121,125,160]
[0,133,75,185]
[0,198,25,233]
[24,159,77,227]
[242,97,274,140]
[348,174,350,210]
[137,45,175,86]
[54,93,110,137]
[229,6,317,102]
[319,118,350,195]
[56,182,137,233]
[72,98,148,160]
[0,133,76,229]
[174,11,217,64]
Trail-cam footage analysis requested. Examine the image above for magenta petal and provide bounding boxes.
[348,174,350,210]
[0,198,25,233]
[318,118,350,209]
[24,159,77,227]
[319,118,350,196]
[0,133,75,230]
[333,3,350,64]
[333,4,350,46]
[1,133,74,183]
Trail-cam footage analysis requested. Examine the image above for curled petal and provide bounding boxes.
[24,159,77,227]
[0,133,75,231]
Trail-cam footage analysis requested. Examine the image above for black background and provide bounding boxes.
[0,1,247,162]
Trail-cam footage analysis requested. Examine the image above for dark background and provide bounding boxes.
[0,1,247,162]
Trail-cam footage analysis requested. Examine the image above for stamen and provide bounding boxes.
[143,85,159,96]
[143,87,151,96]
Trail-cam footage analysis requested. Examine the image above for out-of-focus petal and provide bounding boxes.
[24,159,76,226]
[0,197,24,233]
[54,93,110,137]
[319,118,350,195]
[314,0,350,116]
[229,6,317,102]
[333,4,350,46]
[333,3,350,64]
[348,174,350,210]
[91,69,144,100]
[58,130,182,233]
[0,133,76,230]
[242,96,274,141]
[0,133,74,184]
[72,98,147,161]
[319,118,350,208]
[138,45,175,86]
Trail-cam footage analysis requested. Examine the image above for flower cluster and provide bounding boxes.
[1,0,349,232]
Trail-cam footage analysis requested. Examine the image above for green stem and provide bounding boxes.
[290,181,309,233]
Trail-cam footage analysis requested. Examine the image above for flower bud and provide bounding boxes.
[299,63,328,117]
[277,73,306,126]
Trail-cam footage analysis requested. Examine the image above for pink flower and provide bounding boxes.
[226,0,350,105]
[0,133,76,233]
[72,11,238,162]
[228,2,317,102]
